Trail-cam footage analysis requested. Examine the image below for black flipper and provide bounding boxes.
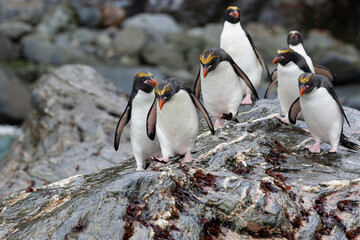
[188,91,215,135]
[314,65,335,82]
[146,99,157,140]
[320,79,350,127]
[193,70,202,99]
[288,97,301,124]
[264,80,278,99]
[244,28,271,81]
[340,134,360,150]
[114,104,131,151]
[230,60,259,100]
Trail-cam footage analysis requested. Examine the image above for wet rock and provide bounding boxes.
[0,65,131,197]
[0,63,31,124]
[36,2,78,35]
[0,21,33,40]
[0,99,360,239]
[122,13,181,43]
[0,35,19,61]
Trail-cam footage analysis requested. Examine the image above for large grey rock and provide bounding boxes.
[0,21,33,40]
[0,63,31,124]
[22,33,90,65]
[122,13,181,43]
[36,2,78,35]
[0,65,131,198]
[0,99,360,239]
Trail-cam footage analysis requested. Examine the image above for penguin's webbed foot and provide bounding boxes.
[327,146,338,153]
[214,119,225,129]
[304,143,321,153]
[136,165,144,171]
[276,115,290,124]
[154,156,169,163]
[182,152,193,163]
[241,94,253,105]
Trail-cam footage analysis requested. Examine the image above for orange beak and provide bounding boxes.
[300,86,306,96]
[273,56,283,64]
[145,78,157,87]
[230,11,239,18]
[203,66,211,78]
[158,98,165,110]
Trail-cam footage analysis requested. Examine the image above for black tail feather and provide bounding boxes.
[340,134,360,150]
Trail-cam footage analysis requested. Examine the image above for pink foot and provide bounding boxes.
[136,165,144,171]
[214,119,224,129]
[276,115,290,124]
[304,142,321,153]
[182,152,193,163]
[241,94,252,105]
[328,146,338,153]
[302,128,310,133]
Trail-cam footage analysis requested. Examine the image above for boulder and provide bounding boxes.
[1,99,360,239]
[0,63,31,124]
[36,2,78,35]
[0,21,33,40]
[122,13,181,43]
[0,65,132,198]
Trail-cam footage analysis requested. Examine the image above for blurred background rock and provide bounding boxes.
[0,0,359,158]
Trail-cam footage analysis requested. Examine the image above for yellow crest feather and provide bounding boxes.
[200,50,218,65]
[277,49,294,54]
[135,72,152,79]
[155,83,173,96]
[226,6,240,11]
[299,74,313,83]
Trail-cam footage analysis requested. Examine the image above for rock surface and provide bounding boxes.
[1,91,360,239]
[0,65,132,198]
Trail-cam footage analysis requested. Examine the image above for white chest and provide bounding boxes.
[277,62,303,113]
[300,88,342,143]
[201,62,243,118]
[156,90,199,155]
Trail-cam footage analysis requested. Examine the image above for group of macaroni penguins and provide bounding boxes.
[114,6,360,171]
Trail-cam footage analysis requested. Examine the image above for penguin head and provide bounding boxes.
[154,78,180,110]
[287,30,303,46]
[200,48,221,78]
[298,73,320,96]
[133,72,158,93]
[224,6,241,23]
[273,48,296,66]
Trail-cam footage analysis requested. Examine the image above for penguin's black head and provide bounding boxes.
[287,30,303,46]
[298,73,320,96]
[154,78,181,110]
[200,48,221,78]
[224,6,241,24]
[133,72,158,93]
[273,48,296,66]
